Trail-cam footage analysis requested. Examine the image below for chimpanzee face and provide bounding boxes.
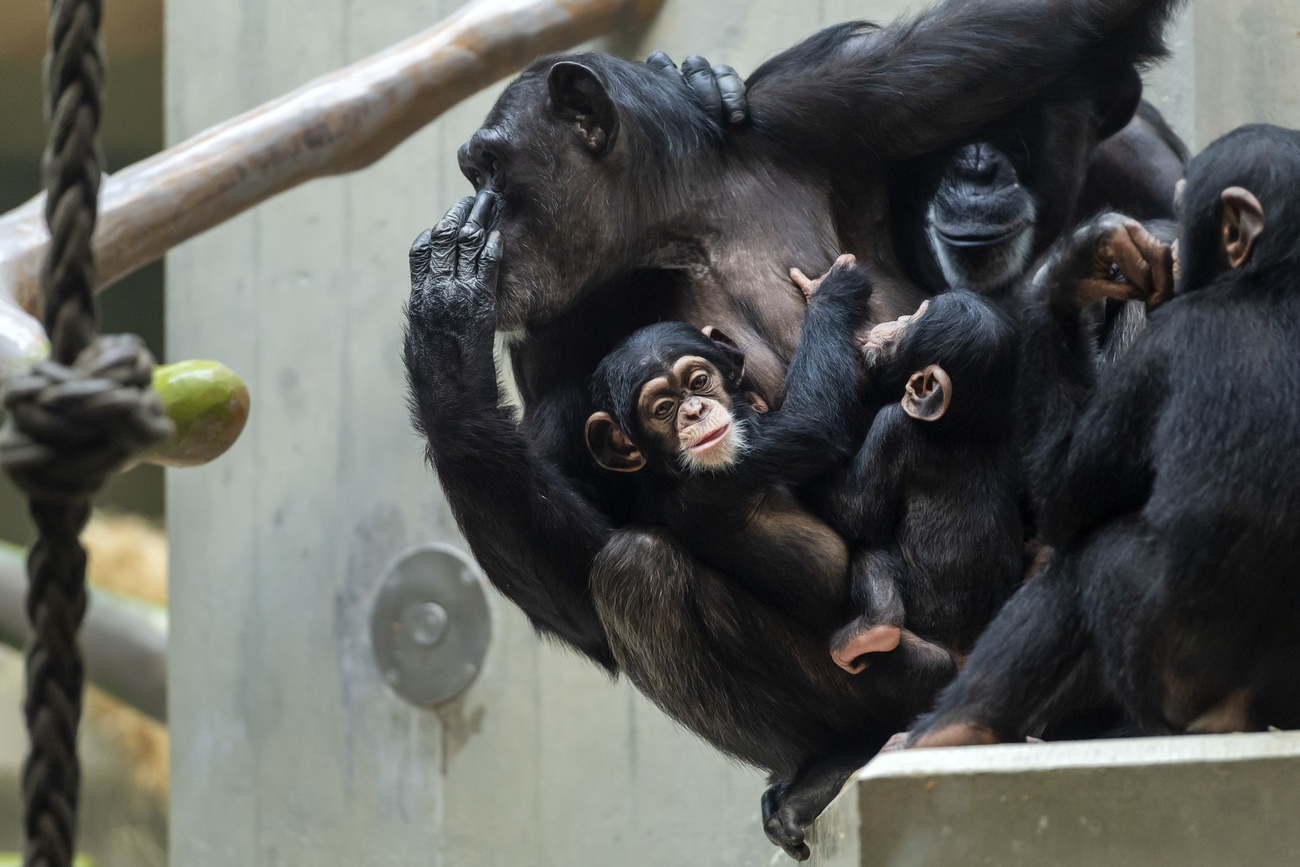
[926,144,1038,294]
[635,356,748,473]
[457,58,656,329]
[586,324,752,476]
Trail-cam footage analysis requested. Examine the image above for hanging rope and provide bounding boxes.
[0,1,173,865]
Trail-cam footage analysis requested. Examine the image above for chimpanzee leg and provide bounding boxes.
[831,548,955,682]
[831,548,906,672]
[592,528,897,862]
[762,746,880,862]
[909,551,1092,746]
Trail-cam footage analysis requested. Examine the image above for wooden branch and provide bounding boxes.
[0,0,661,318]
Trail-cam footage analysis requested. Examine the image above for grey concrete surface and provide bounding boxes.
[808,732,1300,867]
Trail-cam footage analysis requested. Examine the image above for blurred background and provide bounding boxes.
[1,0,166,864]
[0,0,1296,865]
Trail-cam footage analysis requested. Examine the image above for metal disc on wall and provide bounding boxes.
[370,543,491,707]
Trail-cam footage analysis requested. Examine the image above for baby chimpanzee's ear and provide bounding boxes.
[901,365,952,422]
[700,325,746,386]
[585,412,646,472]
[1220,186,1265,270]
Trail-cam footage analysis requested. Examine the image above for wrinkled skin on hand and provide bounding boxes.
[408,190,503,334]
[1062,213,1175,311]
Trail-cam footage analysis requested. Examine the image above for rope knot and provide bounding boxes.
[1,334,174,502]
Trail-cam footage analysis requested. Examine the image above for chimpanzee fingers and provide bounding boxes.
[409,228,435,286]
[431,196,475,273]
[478,231,504,290]
[713,64,748,125]
[765,808,809,862]
[1127,222,1176,309]
[790,267,817,300]
[645,50,678,75]
[1106,227,1153,295]
[458,188,497,243]
[681,55,724,122]
[455,191,497,282]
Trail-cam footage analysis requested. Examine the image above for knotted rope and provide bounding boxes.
[0,1,173,864]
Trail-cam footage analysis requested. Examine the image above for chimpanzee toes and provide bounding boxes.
[764,806,810,861]
[909,722,1000,749]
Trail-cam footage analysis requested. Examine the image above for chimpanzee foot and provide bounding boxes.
[831,624,901,673]
[762,780,809,861]
[908,722,1001,749]
[876,731,910,753]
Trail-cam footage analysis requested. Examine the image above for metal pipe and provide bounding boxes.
[0,546,168,723]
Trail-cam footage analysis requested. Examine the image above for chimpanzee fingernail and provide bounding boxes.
[730,111,745,124]
[460,189,495,238]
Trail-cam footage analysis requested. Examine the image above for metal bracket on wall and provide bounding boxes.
[370,543,491,707]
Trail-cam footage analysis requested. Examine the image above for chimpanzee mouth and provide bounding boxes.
[689,423,731,454]
[933,220,1028,248]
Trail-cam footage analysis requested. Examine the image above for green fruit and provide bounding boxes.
[146,360,251,468]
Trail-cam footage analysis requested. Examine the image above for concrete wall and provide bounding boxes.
[164,2,1298,866]
[164,3,911,866]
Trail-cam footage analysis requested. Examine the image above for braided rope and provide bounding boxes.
[0,2,172,865]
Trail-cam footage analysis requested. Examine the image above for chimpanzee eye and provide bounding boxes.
[653,399,675,420]
[690,372,709,391]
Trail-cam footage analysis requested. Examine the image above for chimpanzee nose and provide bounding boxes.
[952,144,1014,191]
[458,130,503,190]
[681,396,707,421]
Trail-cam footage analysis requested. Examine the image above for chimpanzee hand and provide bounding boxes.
[408,190,502,332]
[1056,213,1174,312]
[860,299,930,368]
[790,253,857,301]
[646,51,748,126]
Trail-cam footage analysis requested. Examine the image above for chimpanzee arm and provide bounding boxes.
[1018,215,1167,548]
[739,263,873,484]
[744,0,1178,162]
[1034,351,1166,550]
[405,195,615,668]
[825,403,913,543]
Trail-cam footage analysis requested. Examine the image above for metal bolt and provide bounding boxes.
[401,601,450,648]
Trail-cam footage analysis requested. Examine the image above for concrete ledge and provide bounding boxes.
[808,731,1300,866]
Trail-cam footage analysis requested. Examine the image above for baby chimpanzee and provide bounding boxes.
[789,270,1024,673]
[584,258,873,636]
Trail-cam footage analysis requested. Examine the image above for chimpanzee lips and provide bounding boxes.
[933,218,1028,248]
[688,423,731,454]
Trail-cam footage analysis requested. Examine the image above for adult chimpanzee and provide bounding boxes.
[908,124,1300,750]
[893,100,1186,300]
[818,291,1022,674]
[406,0,1181,858]
[915,102,1186,303]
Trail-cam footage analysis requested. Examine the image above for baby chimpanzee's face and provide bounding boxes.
[636,356,748,473]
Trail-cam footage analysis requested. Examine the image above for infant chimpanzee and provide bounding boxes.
[588,255,1023,682]
[584,257,872,638]
[818,290,1024,673]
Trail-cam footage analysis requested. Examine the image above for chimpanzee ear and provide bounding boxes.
[1092,63,1143,140]
[700,325,746,386]
[548,61,620,157]
[585,412,645,472]
[1220,186,1266,269]
[901,365,952,422]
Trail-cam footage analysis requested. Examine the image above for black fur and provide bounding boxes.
[911,124,1300,745]
[825,292,1023,659]
[407,0,1183,857]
